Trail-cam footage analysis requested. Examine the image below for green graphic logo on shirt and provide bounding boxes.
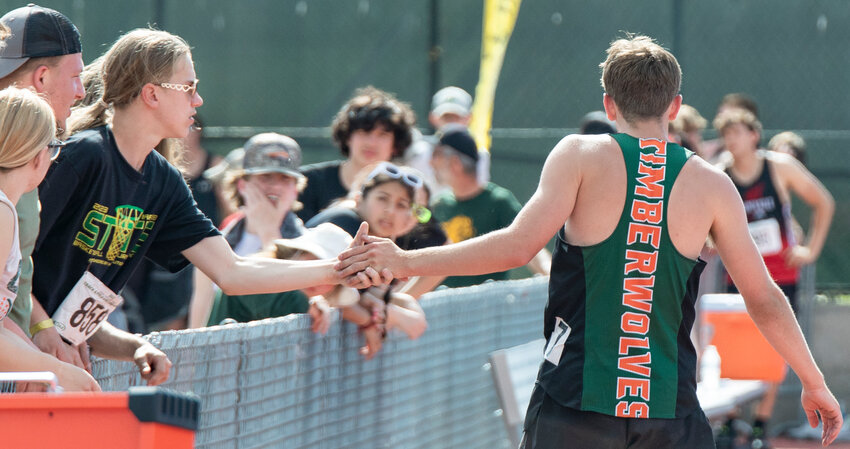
[73,203,157,266]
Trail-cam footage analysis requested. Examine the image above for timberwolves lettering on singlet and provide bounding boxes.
[616,138,667,418]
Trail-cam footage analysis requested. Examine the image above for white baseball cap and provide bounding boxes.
[273,223,358,307]
[431,86,472,118]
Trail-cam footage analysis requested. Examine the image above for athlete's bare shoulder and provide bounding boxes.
[540,133,620,198]
[549,133,619,165]
[554,132,616,150]
[686,151,725,175]
[680,154,741,206]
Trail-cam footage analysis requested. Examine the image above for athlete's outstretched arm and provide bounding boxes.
[336,136,582,279]
[709,172,842,446]
[184,223,387,295]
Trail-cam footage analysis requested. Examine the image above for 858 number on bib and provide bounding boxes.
[68,297,108,337]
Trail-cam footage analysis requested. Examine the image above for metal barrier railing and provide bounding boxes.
[92,277,549,449]
[80,261,817,447]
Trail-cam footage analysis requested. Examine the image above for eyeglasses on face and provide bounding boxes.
[365,162,424,191]
[47,139,65,161]
[159,79,199,96]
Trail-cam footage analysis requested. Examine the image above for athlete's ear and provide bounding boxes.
[666,94,683,121]
[602,94,618,121]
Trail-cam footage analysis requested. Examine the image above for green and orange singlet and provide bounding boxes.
[538,134,705,419]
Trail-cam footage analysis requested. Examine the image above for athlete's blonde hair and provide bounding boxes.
[600,34,681,124]
[68,28,191,166]
[0,87,56,169]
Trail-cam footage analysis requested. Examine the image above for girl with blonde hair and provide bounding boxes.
[0,87,99,391]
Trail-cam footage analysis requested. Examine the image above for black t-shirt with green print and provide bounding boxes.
[33,126,219,315]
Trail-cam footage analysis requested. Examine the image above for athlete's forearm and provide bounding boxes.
[745,286,825,389]
[412,232,527,277]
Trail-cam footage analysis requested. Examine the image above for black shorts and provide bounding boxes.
[519,385,714,449]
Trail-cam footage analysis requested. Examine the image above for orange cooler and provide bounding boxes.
[0,386,199,448]
[700,294,787,383]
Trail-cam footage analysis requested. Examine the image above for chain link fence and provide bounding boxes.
[92,278,548,448]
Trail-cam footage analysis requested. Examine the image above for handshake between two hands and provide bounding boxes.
[334,222,401,290]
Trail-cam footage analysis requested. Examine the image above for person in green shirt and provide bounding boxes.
[430,128,550,288]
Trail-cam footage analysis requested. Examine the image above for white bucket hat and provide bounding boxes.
[272,223,359,307]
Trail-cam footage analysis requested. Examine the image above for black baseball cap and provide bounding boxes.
[438,128,479,162]
[0,4,81,78]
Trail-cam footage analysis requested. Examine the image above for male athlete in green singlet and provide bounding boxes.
[336,34,843,448]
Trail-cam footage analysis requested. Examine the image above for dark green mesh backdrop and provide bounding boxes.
[5,0,849,287]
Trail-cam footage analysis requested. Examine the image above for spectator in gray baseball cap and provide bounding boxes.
[188,133,310,327]
[224,132,308,255]
[0,4,87,373]
[0,4,84,133]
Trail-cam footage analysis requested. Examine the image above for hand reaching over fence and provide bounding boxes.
[336,231,408,284]
[134,342,172,386]
[341,223,395,289]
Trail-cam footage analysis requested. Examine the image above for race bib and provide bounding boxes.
[544,317,571,365]
[52,271,123,345]
[747,219,783,255]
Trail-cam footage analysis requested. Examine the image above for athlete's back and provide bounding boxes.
[561,132,732,261]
